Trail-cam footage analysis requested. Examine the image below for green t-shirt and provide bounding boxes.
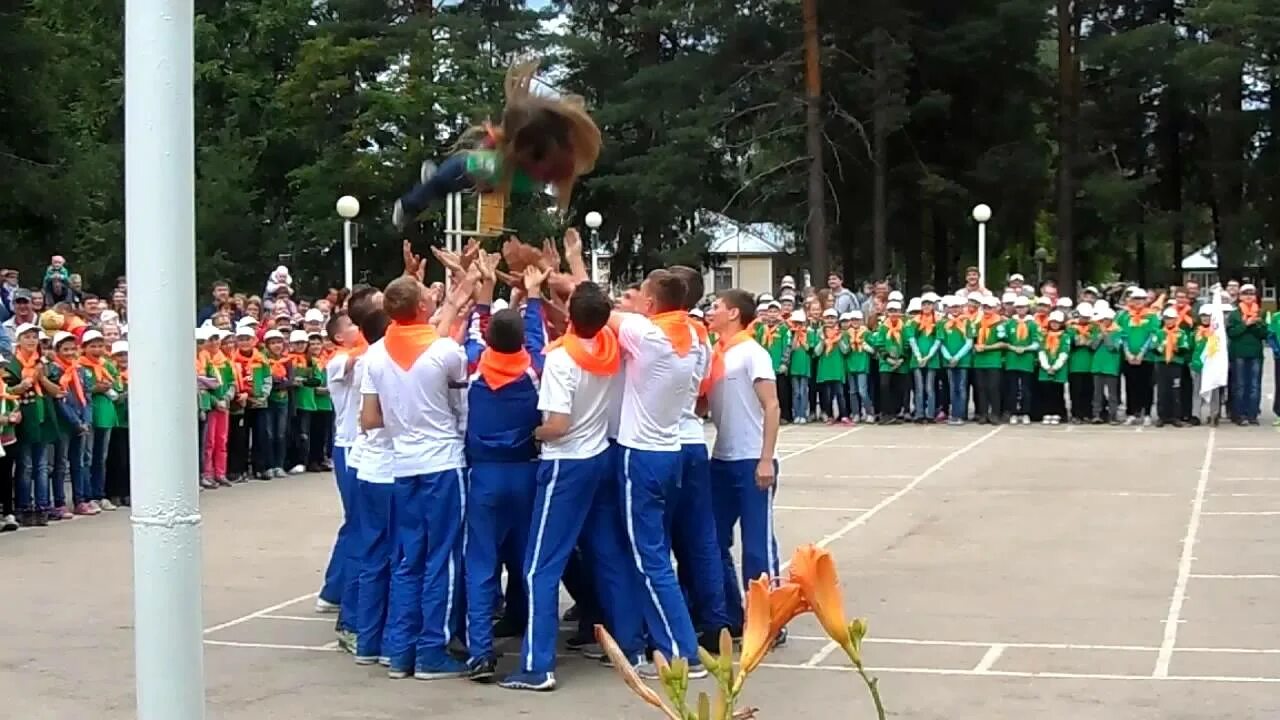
[1090,325,1124,376]
[313,362,333,412]
[938,318,974,369]
[1002,317,1041,373]
[1190,326,1212,372]
[1226,308,1268,359]
[971,319,1007,370]
[1067,322,1096,374]
[813,328,848,383]
[754,322,791,373]
[786,327,815,378]
[464,149,536,195]
[3,358,58,443]
[1037,331,1069,383]
[1117,309,1159,362]
[85,358,122,429]
[905,317,941,370]
[1152,326,1191,365]
[294,359,318,412]
[845,327,872,374]
[871,319,910,374]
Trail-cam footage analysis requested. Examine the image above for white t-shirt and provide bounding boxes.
[353,428,394,484]
[326,352,363,449]
[605,365,624,441]
[709,340,777,462]
[678,333,711,445]
[359,336,467,477]
[616,314,698,452]
[537,345,613,460]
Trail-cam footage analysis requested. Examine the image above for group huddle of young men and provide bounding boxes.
[316,262,781,692]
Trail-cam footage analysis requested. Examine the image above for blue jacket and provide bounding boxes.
[50,363,93,428]
[464,299,546,465]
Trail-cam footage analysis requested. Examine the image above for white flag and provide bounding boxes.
[1200,292,1229,399]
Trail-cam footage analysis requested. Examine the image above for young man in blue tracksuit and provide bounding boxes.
[463,282,546,682]
[610,270,705,678]
[500,281,640,692]
[668,266,730,648]
[704,289,783,640]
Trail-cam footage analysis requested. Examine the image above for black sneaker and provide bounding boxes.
[492,619,524,639]
[561,605,580,623]
[468,657,497,683]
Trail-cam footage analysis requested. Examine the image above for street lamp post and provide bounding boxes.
[336,196,360,290]
[1034,247,1049,286]
[585,211,603,284]
[971,203,992,288]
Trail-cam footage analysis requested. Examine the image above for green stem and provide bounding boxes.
[854,664,887,720]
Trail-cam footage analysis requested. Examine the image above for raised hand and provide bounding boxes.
[402,240,425,281]
[563,227,583,259]
[540,238,562,272]
[523,265,550,296]
[431,245,464,276]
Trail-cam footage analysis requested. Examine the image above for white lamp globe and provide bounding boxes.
[336,195,361,219]
[971,203,992,223]
[585,211,603,229]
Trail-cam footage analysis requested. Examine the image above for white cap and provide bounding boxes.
[13,322,39,337]
[52,331,75,347]
[779,292,795,303]
[1009,273,1025,282]
[1097,308,1116,320]
[81,329,104,344]
[1162,307,1178,319]
[262,329,284,341]
[237,316,259,327]
[1001,292,1016,303]
[886,300,903,310]
[195,327,212,342]
[1197,304,1214,316]
[304,308,325,323]
[38,330,50,341]
[850,309,864,320]
[1036,296,1051,305]
[200,318,215,329]
[780,275,796,289]
[906,297,923,313]
[789,310,806,323]
[111,341,128,355]
[1128,287,1149,299]
[1076,302,1094,318]
[757,293,774,304]
[888,290,904,301]
[1083,286,1100,295]
[1056,297,1073,308]
[688,308,704,319]
[289,329,309,343]
[940,295,958,307]
[1048,310,1066,323]
[980,296,999,308]
[492,298,509,312]
[921,291,940,303]
[839,311,855,321]
[766,300,782,310]
[822,308,838,318]
[755,303,770,312]
[1094,299,1111,310]
[1013,296,1030,308]
[1241,283,1257,293]
[235,326,257,339]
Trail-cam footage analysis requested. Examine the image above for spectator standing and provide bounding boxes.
[198,281,234,326]
[67,274,86,307]
[827,273,858,316]
[1226,284,1266,425]
[2,289,39,353]
[0,268,21,320]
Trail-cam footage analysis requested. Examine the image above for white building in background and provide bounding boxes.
[589,210,799,297]
[1181,241,1274,303]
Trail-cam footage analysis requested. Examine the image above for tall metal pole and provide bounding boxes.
[590,229,601,284]
[343,220,354,289]
[126,0,205,717]
[977,221,987,289]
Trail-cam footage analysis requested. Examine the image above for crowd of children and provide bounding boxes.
[727,278,1278,429]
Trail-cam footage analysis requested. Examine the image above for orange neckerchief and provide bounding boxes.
[260,350,289,380]
[544,326,621,376]
[1033,312,1049,333]
[1126,306,1148,326]
[790,324,809,349]
[1013,316,1030,342]
[477,348,532,390]
[978,313,1002,346]
[650,310,694,357]
[288,351,309,369]
[690,319,709,346]
[346,331,370,359]
[916,311,936,335]
[15,348,44,396]
[1175,304,1193,328]
[54,355,86,405]
[759,322,780,349]
[1162,325,1180,362]
[1239,299,1260,322]
[883,316,904,344]
[79,354,115,387]
[846,325,867,350]
[383,321,440,371]
[1073,320,1093,344]
[944,315,967,334]
[1044,329,1063,355]
[233,349,259,391]
[705,330,755,390]
[821,326,841,353]
[964,306,980,322]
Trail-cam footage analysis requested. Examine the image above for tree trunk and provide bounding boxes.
[1158,0,1184,286]
[1054,0,1077,292]
[871,27,889,281]
[932,208,949,290]
[1210,55,1245,283]
[801,0,828,283]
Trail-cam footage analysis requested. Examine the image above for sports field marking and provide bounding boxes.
[972,644,1006,672]
[259,614,338,623]
[784,473,914,480]
[774,505,871,512]
[1217,447,1280,452]
[759,662,1280,684]
[204,639,337,652]
[777,427,862,460]
[1155,428,1216,678]
[203,592,319,635]
[1202,510,1280,516]
[1190,573,1280,580]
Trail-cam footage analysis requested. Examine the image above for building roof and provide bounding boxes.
[701,210,793,256]
[1181,241,1268,271]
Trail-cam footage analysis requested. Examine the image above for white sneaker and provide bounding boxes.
[98,499,118,511]
[1009,416,1019,425]
[1142,415,1153,427]
[1124,415,1137,426]
[1041,417,1051,425]
[315,597,340,614]
[289,464,306,475]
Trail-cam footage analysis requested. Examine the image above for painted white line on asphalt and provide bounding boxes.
[259,614,338,623]
[204,639,338,652]
[1190,574,1280,580]
[784,473,914,480]
[1216,447,1280,452]
[1155,427,1216,677]
[801,640,841,667]
[759,663,1280,684]
[775,505,871,512]
[973,644,1007,672]
[1218,477,1280,482]
[203,591,319,635]
[780,426,1004,570]
[778,427,863,461]
[1202,511,1280,516]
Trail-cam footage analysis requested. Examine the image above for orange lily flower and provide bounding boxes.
[738,575,810,685]
[594,625,681,720]
[788,544,852,652]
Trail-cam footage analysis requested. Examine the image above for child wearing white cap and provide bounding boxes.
[1003,297,1040,424]
[814,309,850,424]
[1116,290,1158,425]
[1152,307,1192,427]
[1065,304,1096,423]
[783,310,814,423]
[1190,305,1222,426]
[80,329,122,510]
[906,296,941,422]
[105,340,132,507]
[1090,308,1123,423]
[1035,311,1070,423]
[844,310,873,422]
[971,297,1007,424]
[871,301,909,422]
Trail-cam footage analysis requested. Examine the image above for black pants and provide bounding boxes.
[1068,373,1092,420]
[308,410,331,467]
[290,411,312,470]
[974,368,1003,422]
[1036,380,1066,418]
[1178,365,1194,421]
[1005,370,1033,416]
[1156,363,1184,422]
[1123,362,1154,417]
[936,369,951,415]
[228,412,250,476]
[244,407,264,473]
[878,372,907,417]
[0,453,14,516]
[776,374,792,424]
[105,428,131,501]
